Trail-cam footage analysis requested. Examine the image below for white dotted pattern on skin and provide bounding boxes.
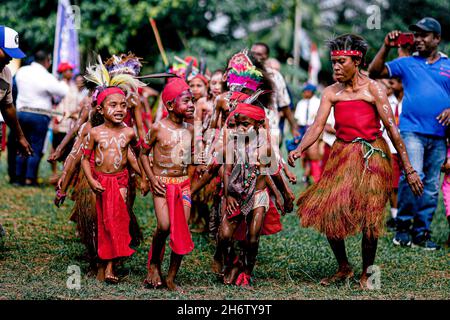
[383,104,389,114]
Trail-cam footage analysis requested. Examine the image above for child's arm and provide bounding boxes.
[265,175,285,216]
[139,125,166,196]
[80,129,105,194]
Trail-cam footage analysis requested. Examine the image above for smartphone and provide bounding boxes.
[394,33,414,46]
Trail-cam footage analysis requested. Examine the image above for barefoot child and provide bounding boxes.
[140,78,195,291]
[216,102,274,287]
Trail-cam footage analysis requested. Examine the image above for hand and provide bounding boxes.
[283,190,295,214]
[195,164,207,178]
[140,179,150,196]
[54,189,66,208]
[89,179,105,194]
[285,168,297,184]
[437,108,450,126]
[48,149,62,163]
[17,136,33,157]
[406,171,424,197]
[384,30,401,48]
[275,195,286,216]
[292,128,301,138]
[56,172,67,190]
[150,177,166,197]
[226,196,239,215]
[288,149,302,167]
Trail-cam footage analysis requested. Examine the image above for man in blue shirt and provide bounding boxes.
[369,17,450,250]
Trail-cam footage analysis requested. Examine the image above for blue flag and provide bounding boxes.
[52,0,80,76]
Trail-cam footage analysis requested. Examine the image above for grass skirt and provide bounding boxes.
[297,137,392,239]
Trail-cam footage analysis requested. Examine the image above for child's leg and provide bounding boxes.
[103,187,129,284]
[320,237,353,286]
[241,207,265,279]
[217,215,241,284]
[145,196,170,288]
[165,202,191,291]
[359,232,378,289]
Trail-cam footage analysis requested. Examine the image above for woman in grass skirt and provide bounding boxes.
[288,34,423,289]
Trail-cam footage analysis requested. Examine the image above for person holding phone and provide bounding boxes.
[368,17,450,250]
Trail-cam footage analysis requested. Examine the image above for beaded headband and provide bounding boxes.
[331,50,363,57]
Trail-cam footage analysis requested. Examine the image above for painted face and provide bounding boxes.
[235,113,258,135]
[99,93,127,124]
[413,31,440,54]
[0,48,12,71]
[210,73,224,97]
[173,90,195,119]
[331,55,358,82]
[189,78,207,100]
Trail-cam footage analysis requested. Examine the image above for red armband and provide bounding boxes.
[82,148,93,158]
[136,138,151,150]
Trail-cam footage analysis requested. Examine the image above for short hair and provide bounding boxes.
[326,34,368,66]
[35,50,50,64]
[252,42,270,56]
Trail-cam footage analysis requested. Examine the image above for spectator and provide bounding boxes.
[294,83,321,184]
[15,50,68,186]
[251,43,300,147]
[50,63,82,183]
[369,17,450,250]
[0,25,32,238]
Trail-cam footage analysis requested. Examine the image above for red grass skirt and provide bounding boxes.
[297,137,392,239]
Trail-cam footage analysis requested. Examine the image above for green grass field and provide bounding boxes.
[0,151,449,300]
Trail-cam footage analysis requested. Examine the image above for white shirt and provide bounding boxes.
[322,110,336,147]
[382,94,402,154]
[15,62,68,112]
[294,95,320,127]
[267,68,291,110]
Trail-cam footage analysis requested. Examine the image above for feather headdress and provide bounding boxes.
[84,55,146,104]
[227,49,263,92]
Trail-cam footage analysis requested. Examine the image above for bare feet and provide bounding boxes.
[320,266,354,286]
[104,261,119,284]
[144,263,163,288]
[96,263,105,282]
[359,274,369,289]
[211,258,223,275]
[166,277,185,293]
[223,266,240,285]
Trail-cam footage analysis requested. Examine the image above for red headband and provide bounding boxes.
[161,78,190,106]
[230,103,266,121]
[96,87,125,106]
[192,74,209,86]
[331,50,363,57]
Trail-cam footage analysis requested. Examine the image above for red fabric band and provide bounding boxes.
[83,148,93,158]
[331,50,363,57]
[229,103,266,121]
[161,78,190,106]
[96,87,126,106]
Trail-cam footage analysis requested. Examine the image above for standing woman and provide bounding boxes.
[288,34,423,288]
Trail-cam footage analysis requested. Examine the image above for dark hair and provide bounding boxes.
[35,50,50,64]
[326,34,368,66]
[252,42,270,56]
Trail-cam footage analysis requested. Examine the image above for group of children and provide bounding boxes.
[53,49,295,290]
[51,34,448,292]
